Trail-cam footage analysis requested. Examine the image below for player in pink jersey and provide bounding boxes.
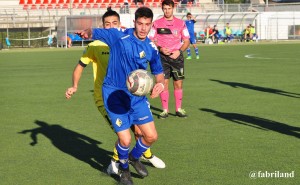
[149,0,190,119]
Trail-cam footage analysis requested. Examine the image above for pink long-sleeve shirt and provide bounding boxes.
[149,16,190,52]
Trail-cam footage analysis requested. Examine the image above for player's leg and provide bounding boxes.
[186,39,192,60]
[159,55,171,119]
[131,125,165,168]
[127,99,158,177]
[97,105,120,175]
[190,36,199,59]
[171,54,187,118]
[173,80,187,117]
[116,129,133,185]
[192,43,199,59]
[102,87,134,184]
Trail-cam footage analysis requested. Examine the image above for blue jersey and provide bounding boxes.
[185,20,196,36]
[92,28,163,89]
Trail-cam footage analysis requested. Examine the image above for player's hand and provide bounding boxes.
[75,28,92,39]
[150,83,164,99]
[65,87,77,99]
[169,50,181,59]
[160,47,172,56]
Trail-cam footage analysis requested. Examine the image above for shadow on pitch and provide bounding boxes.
[18,120,113,174]
[210,79,300,98]
[200,108,300,139]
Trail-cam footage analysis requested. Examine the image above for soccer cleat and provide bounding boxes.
[158,110,168,119]
[107,159,120,175]
[142,154,166,169]
[196,55,200,59]
[129,154,148,177]
[119,167,133,185]
[186,56,192,60]
[176,108,187,118]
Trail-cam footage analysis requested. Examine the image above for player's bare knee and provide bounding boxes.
[119,137,131,147]
[144,132,158,144]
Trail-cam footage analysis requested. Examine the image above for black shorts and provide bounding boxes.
[160,52,185,81]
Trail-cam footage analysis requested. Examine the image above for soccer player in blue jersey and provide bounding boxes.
[185,12,199,60]
[66,8,165,177]
[76,7,165,185]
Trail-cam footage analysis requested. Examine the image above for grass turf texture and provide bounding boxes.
[0,43,299,185]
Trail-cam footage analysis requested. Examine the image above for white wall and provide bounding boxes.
[0,0,19,6]
[257,11,300,40]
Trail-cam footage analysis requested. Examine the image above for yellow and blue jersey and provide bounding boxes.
[79,40,110,107]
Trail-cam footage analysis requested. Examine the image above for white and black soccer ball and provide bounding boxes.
[126,69,154,96]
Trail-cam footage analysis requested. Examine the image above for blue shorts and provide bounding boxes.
[189,35,197,44]
[102,84,154,133]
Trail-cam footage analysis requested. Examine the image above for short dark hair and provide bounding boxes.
[102,7,120,24]
[135,7,153,21]
[186,12,192,16]
[162,0,175,8]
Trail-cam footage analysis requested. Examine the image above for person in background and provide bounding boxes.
[224,22,233,42]
[5,37,11,48]
[47,34,53,47]
[211,25,220,44]
[204,25,213,44]
[185,12,199,60]
[249,24,258,41]
[149,0,190,119]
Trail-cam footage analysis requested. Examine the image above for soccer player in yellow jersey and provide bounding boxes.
[65,8,165,175]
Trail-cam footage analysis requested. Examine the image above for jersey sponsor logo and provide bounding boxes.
[138,116,149,121]
[139,51,146,59]
[115,118,122,127]
[157,28,172,34]
[121,35,130,39]
[101,51,109,55]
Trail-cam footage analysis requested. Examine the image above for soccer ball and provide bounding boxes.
[126,69,154,96]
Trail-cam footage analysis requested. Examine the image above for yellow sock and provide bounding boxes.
[143,148,152,158]
[113,146,119,161]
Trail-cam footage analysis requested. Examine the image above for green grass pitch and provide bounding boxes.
[0,43,299,185]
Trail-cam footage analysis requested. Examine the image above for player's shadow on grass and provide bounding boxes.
[210,79,300,98]
[200,108,300,139]
[150,105,176,117]
[18,120,113,174]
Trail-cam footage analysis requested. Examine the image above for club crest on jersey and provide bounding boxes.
[139,51,146,59]
[115,118,122,127]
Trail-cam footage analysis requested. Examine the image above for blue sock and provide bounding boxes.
[195,48,199,56]
[130,138,150,160]
[187,48,191,57]
[116,142,130,169]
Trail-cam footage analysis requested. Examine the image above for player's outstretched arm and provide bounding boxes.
[150,73,164,99]
[75,28,92,39]
[65,64,84,99]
